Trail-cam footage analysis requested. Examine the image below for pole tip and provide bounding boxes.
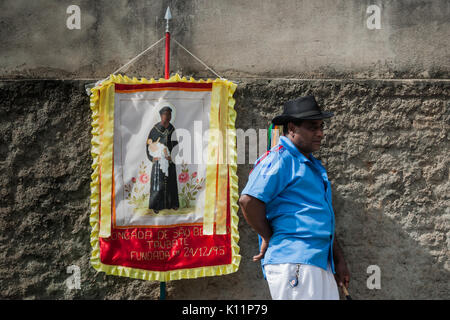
[165,7,172,20]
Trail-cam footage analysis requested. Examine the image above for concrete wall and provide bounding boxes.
[1,0,449,79]
[0,0,449,300]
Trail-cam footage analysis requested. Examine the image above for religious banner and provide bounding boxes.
[89,74,240,281]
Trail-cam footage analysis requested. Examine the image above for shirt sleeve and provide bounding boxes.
[241,150,290,204]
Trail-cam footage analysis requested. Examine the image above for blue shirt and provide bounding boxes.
[242,136,336,274]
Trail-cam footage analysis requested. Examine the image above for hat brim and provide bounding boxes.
[272,111,334,125]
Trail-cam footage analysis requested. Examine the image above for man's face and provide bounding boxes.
[160,111,172,123]
[287,119,325,155]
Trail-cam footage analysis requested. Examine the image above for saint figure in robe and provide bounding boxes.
[146,106,179,213]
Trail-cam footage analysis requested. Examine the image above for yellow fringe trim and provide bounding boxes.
[89,74,240,282]
[202,84,221,235]
[98,82,115,238]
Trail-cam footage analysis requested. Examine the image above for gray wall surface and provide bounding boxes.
[0,0,449,300]
[1,0,449,79]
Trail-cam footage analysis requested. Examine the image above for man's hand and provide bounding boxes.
[333,236,350,289]
[334,258,350,289]
[238,195,273,263]
[253,237,269,261]
[334,260,350,289]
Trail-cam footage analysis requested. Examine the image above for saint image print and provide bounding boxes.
[114,92,209,229]
[146,106,179,213]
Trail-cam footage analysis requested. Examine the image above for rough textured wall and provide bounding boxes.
[234,79,450,299]
[0,79,448,299]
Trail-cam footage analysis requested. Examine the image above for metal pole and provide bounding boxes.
[159,281,166,300]
[165,32,171,79]
[160,6,172,300]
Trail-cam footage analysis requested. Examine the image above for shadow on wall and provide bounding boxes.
[332,190,450,299]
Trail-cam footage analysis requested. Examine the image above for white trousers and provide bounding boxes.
[264,263,339,300]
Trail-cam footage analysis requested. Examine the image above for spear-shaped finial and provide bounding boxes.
[165,7,172,33]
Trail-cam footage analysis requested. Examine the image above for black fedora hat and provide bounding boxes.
[272,95,333,125]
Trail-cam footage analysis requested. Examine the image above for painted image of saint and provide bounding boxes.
[146,106,179,213]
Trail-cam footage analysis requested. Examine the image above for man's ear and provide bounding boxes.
[287,122,294,135]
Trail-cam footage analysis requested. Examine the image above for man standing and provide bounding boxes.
[146,106,179,213]
[239,96,350,300]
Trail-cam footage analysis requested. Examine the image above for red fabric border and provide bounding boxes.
[115,82,213,91]
[99,174,232,272]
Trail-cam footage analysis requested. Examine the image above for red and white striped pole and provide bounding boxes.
[164,7,172,79]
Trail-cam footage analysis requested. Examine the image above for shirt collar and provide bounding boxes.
[279,136,312,163]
